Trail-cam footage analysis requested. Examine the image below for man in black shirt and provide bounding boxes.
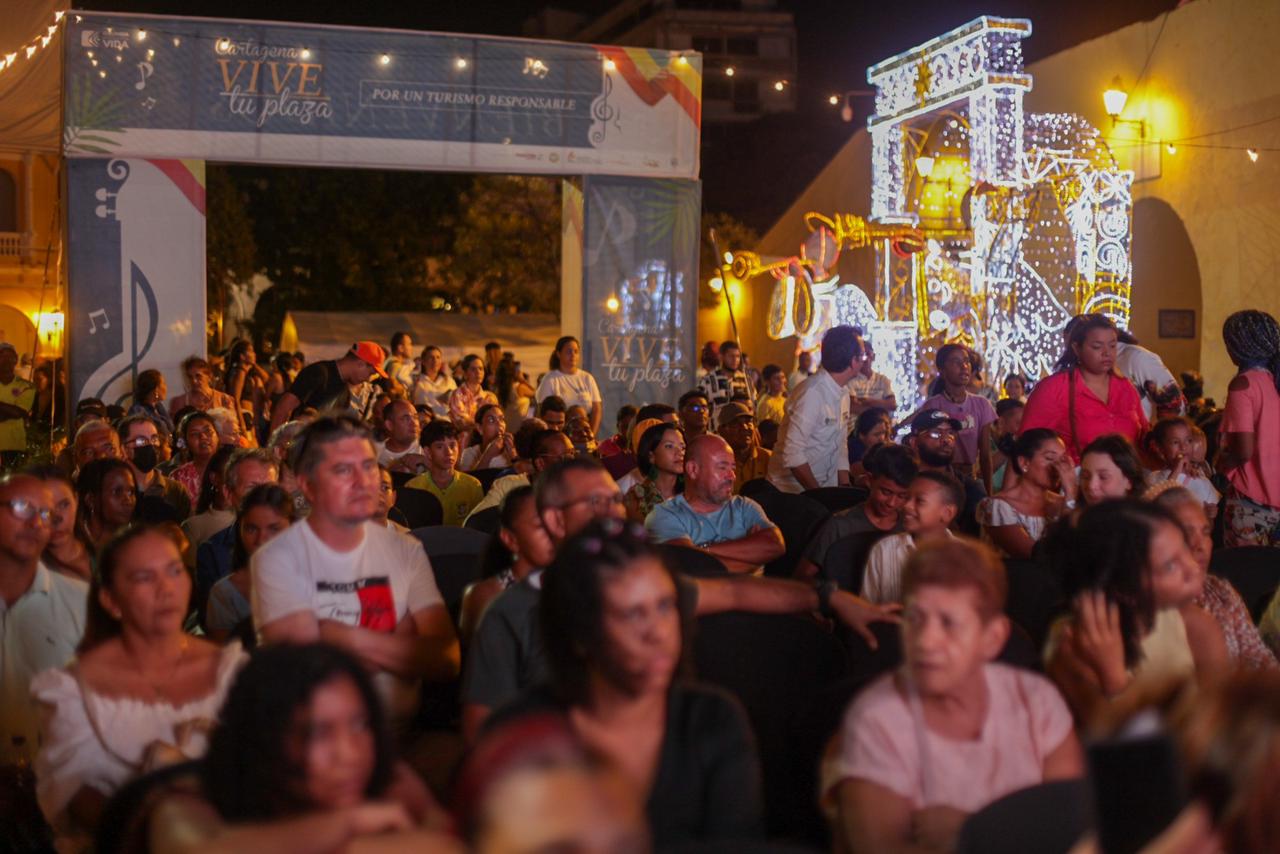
[906,409,987,537]
[269,341,386,432]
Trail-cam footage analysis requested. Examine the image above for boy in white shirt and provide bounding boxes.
[861,470,962,604]
[1147,416,1221,519]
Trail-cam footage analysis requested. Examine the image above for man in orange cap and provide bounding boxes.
[269,341,387,431]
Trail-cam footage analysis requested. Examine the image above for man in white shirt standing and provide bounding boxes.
[768,325,866,493]
[848,338,897,417]
[252,413,460,731]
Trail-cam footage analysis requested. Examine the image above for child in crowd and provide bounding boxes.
[406,420,483,526]
[861,471,963,604]
[980,397,1025,493]
[1147,416,1221,519]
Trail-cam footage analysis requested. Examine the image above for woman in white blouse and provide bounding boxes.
[409,345,456,418]
[32,523,246,850]
[535,336,602,436]
[976,428,1072,559]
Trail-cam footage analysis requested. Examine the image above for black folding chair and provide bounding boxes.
[1003,557,1065,651]
[822,529,891,593]
[395,487,443,529]
[464,506,502,536]
[751,491,830,578]
[410,525,490,625]
[692,611,848,838]
[803,486,869,515]
[740,477,778,502]
[956,779,1092,854]
[1209,546,1280,623]
[472,467,512,495]
[657,543,729,578]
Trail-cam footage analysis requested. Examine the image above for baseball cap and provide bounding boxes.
[350,341,387,378]
[909,408,962,434]
[716,401,754,430]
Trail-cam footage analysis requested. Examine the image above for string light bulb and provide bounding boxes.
[828,94,840,106]
[724,66,735,77]
[136,29,147,41]
[300,48,311,59]
[603,58,616,71]
[675,55,688,67]
[774,80,786,91]
[454,57,467,70]
[379,53,391,66]
[1165,143,1176,155]
[1247,148,1260,163]
[605,295,620,313]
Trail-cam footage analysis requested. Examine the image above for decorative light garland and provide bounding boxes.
[0,10,65,75]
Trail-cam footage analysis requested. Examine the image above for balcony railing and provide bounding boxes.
[0,232,27,258]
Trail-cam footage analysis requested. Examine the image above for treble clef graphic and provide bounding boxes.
[92,261,159,401]
[591,73,617,145]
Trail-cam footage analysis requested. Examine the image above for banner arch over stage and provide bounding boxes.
[63,11,702,427]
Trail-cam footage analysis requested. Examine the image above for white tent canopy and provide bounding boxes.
[280,311,563,372]
[0,0,65,156]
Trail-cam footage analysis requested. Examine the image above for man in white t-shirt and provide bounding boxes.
[252,413,460,728]
[376,399,428,474]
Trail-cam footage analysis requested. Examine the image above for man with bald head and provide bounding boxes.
[645,434,784,574]
[72,420,122,475]
[0,475,86,768]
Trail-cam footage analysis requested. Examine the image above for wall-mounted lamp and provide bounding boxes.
[1103,76,1146,136]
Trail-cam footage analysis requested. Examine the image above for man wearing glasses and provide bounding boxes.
[906,409,986,537]
[117,415,191,520]
[678,390,712,440]
[0,475,86,780]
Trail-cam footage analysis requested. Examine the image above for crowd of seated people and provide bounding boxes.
[0,309,1279,852]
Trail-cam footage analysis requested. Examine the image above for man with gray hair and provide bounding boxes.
[193,447,279,624]
[71,420,121,476]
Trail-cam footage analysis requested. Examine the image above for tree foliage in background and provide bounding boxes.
[699,211,760,309]
[444,176,561,314]
[205,168,257,340]
[206,167,564,348]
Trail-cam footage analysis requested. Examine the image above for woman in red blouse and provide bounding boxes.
[1020,314,1148,461]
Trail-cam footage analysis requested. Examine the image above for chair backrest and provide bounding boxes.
[823,529,892,593]
[740,477,778,502]
[752,491,830,578]
[1209,546,1280,623]
[955,779,1092,854]
[657,543,729,578]
[464,506,502,536]
[395,487,443,529]
[472,467,511,495]
[413,525,491,558]
[390,470,416,491]
[803,486,869,515]
[1002,557,1065,651]
[692,611,848,838]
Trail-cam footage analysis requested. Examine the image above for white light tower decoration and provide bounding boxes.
[865,16,1134,402]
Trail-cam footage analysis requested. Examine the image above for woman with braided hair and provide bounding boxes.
[1219,310,1280,546]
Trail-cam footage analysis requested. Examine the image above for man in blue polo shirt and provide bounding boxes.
[646,434,785,574]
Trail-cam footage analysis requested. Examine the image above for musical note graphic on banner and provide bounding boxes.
[87,309,110,333]
[94,187,119,219]
[135,61,154,90]
[90,262,159,402]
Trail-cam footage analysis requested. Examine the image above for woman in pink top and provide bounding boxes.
[828,538,1082,854]
[1218,310,1280,547]
[1019,314,1148,462]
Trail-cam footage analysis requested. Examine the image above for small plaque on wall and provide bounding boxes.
[1158,309,1196,339]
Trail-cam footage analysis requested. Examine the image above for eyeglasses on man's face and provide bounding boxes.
[2,498,52,524]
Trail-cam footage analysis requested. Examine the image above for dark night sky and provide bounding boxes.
[76,0,1183,226]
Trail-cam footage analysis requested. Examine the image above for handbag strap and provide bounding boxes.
[1068,368,1080,458]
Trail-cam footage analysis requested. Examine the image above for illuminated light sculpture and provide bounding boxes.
[727,16,1133,412]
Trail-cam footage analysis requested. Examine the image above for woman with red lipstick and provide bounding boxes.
[1020,314,1148,462]
[31,524,246,849]
[485,518,763,848]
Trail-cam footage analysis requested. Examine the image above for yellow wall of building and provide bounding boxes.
[0,152,63,357]
[722,0,1280,401]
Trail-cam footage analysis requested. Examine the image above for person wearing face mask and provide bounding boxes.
[118,415,191,520]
